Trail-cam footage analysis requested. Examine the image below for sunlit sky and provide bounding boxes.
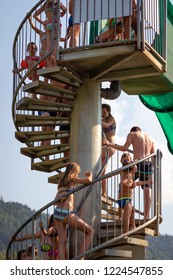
[1,0,173,235]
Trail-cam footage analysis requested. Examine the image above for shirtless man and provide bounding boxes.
[104,126,155,220]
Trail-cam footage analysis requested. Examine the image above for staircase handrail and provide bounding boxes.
[6,150,162,259]
[12,0,53,133]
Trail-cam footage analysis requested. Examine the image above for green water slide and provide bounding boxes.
[140,0,173,154]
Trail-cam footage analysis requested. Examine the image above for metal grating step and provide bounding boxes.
[37,66,82,86]
[15,114,70,127]
[23,80,77,99]
[15,130,70,143]
[88,248,132,260]
[16,97,73,113]
[31,157,69,172]
[21,144,70,158]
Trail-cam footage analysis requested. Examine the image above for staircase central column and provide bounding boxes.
[70,74,102,258]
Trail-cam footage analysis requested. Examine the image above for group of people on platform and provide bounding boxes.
[14,102,155,260]
[12,1,155,261]
[13,0,138,77]
[101,103,154,230]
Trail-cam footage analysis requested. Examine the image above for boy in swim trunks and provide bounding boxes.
[118,153,152,233]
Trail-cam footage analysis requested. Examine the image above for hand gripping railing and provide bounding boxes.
[6,150,162,260]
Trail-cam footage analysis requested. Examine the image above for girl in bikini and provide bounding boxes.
[102,103,116,197]
[13,214,59,260]
[13,42,43,98]
[53,162,94,260]
[28,16,46,67]
[33,0,67,67]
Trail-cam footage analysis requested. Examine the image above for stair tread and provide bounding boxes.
[102,203,119,214]
[101,196,113,206]
[101,219,156,228]
[23,80,77,98]
[89,248,132,260]
[37,66,82,85]
[15,114,70,127]
[101,213,119,220]
[21,144,70,158]
[16,97,73,112]
[15,130,70,143]
[114,236,148,247]
[32,158,69,172]
[48,172,65,184]
[100,227,157,238]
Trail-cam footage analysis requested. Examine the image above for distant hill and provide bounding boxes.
[0,197,35,255]
[0,197,173,259]
[146,235,173,259]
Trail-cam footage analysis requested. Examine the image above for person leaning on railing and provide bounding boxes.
[53,162,94,260]
[12,215,59,260]
[118,152,152,233]
[33,0,67,67]
[102,104,116,198]
[94,18,123,43]
[103,126,155,221]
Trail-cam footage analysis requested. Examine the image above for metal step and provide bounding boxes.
[101,213,119,220]
[23,80,77,99]
[31,157,69,172]
[113,236,148,247]
[21,144,70,158]
[101,196,113,206]
[48,172,65,184]
[16,97,73,113]
[15,114,70,127]
[88,248,132,260]
[37,66,82,86]
[99,227,157,239]
[102,203,119,215]
[15,130,70,143]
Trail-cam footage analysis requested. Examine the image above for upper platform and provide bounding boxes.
[59,39,170,95]
[56,0,170,95]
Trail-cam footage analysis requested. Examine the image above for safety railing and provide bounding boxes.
[12,0,167,168]
[12,0,167,108]
[6,149,162,260]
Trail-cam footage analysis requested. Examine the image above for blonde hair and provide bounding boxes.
[58,162,80,189]
[121,152,132,163]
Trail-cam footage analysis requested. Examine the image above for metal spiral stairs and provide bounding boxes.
[9,0,164,260]
[13,66,162,260]
[15,66,82,184]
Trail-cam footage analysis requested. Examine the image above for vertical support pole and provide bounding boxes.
[70,75,102,258]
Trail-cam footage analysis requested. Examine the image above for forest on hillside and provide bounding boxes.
[0,197,173,260]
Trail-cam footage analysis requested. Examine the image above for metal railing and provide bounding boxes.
[6,149,162,260]
[12,0,167,167]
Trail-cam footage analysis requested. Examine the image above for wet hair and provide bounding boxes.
[58,162,80,189]
[130,126,141,132]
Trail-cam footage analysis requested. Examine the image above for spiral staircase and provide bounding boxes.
[15,65,82,183]
[8,0,164,260]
